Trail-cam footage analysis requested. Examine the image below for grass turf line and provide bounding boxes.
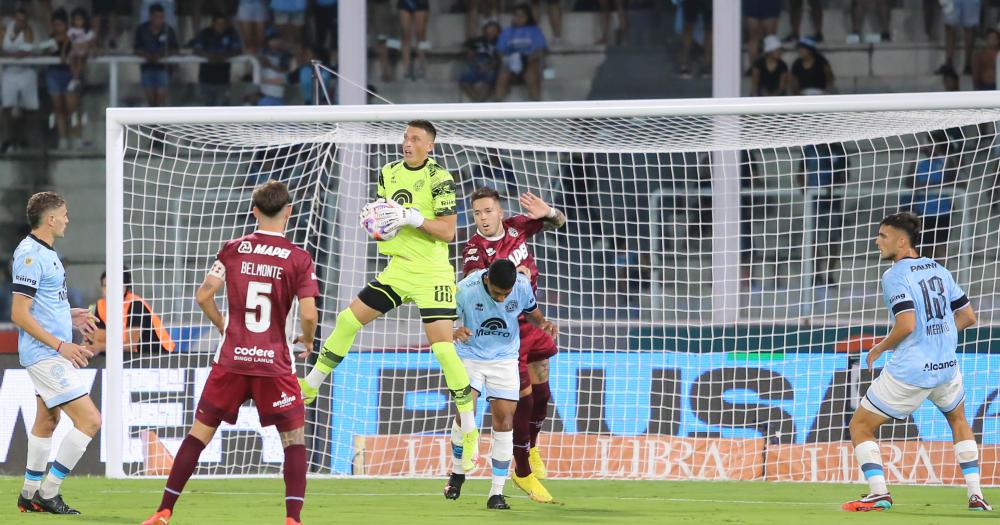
[0,476,993,524]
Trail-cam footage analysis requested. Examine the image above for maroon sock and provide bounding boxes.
[159,435,206,512]
[283,444,307,522]
[513,393,534,477]
[530,381,551,448]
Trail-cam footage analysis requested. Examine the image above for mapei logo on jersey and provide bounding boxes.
[252,244,292,259]
[272,391,298,409]
[476,317,511,337]
[505,300,519,312]
[238,241,253,254]
[923,359,957,372]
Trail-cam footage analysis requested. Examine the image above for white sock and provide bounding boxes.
[490,431,513,496]
[22,433,52,499]
[460,410,476,435]
[954,440,982,498]
[305,368,328,390]
[450,420,464,474]
[854,441,888,495]
[39,428,91,499]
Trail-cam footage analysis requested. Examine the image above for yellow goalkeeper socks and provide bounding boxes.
[307,308,363,388]
[431,342,474,415]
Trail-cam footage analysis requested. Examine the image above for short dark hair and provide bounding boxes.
[211,10,227,22]
[70,7,90,29]
[470,186,501,205]
[149,3,165,15]
[101,268,132,292]
[51,7,68,24]
[406,120,437,141]
[513,3,537,26]
[487,259,517,290]
[252,180,291,217]
[26,191,66,228]
[881,211,921,248]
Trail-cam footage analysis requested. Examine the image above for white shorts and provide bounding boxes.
[26,356,90,409]
[1,69,39,110]
[861,369,965,420]
[462,358,519,402]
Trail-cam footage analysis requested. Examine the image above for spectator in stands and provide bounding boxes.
[272,0,306,48]
[785,0,823,43]
[679,0,712,79]
[790,36,833,95]
[973,29,998,90]
[607,236,650,317]
[134,3,179,107]
[371,0,401,81]
[0,7,37,153]
[87,270,176,354]
[292,44,334,104]
[42,9,75,149]
[534,0,563,47]
[750,35,788,96]
[459,21,500,102]
[191,12,242,106]
[597,0,626,46]
[314,0,339,52]
[67,8,94,94]
[399,0,430,80]
[472,152,518,196]
[847,0,891,44]
[257,27,291,105]
[92,0,120,49]
[495,3,546,101]
[941,64,960,91]
[237,0,268,53]
[906,132,958,262]
[745,0,781,66]
[140,0,177,28]
[796,142,847,288]
[940,0,981,75]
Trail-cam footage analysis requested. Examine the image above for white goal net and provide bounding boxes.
[106,96,1000,484]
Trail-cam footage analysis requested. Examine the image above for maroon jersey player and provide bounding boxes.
[144,181,318,525]
[461,187,566,502]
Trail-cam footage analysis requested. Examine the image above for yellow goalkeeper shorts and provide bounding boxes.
[359,258,457,323]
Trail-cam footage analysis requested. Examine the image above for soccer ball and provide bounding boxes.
[361,201,399,241]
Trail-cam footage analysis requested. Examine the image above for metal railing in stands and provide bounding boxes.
[0,54,261,107]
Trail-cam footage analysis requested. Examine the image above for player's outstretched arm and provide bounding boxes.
[867,311,915,369]
[519,191,566,231]
[955,303,977,331]
[195,273,226,334]
[11,294,93,368]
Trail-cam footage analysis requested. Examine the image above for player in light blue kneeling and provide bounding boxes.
[11,192,99,515]
[442,259,556,510]
[844,212,991,513]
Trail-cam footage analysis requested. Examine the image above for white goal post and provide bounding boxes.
[105,92,1000,482]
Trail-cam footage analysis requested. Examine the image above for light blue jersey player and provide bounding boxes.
[10,193,101,515]
[843,212,990,513]
[444,260,556,510]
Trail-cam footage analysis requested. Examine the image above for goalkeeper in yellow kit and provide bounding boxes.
[300,120,481,470]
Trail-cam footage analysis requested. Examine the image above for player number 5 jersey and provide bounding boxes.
[211,231,320,376]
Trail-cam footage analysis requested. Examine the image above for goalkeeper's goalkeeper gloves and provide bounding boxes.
[298,377,318,406]
[377,200,424,232]
[360,198,386,226]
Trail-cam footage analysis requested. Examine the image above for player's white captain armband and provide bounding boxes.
[208,260,226,279]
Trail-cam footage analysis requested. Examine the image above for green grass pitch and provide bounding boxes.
[0,476,993,524]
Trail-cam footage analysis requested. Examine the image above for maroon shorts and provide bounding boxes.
[517,317,559,390]
[196,365,305,432]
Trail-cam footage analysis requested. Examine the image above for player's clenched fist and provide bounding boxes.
[538,321,558,339]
